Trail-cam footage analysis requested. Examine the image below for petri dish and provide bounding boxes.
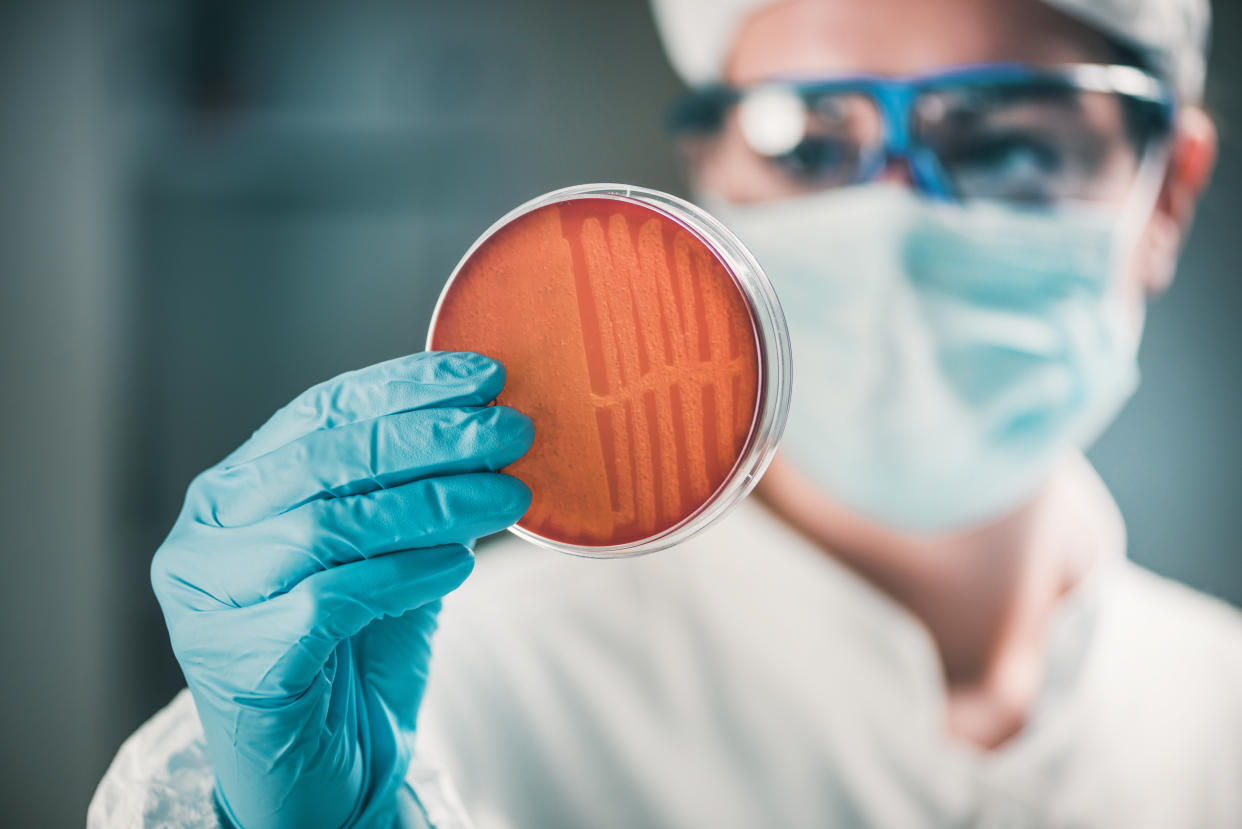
[427,183,790,557]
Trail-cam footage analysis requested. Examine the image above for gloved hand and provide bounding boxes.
[151,351,533,829]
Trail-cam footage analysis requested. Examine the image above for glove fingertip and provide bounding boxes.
[490,405,535,450]
[495,472,534,522]
[433,350,506,401]
[423,543,476,590]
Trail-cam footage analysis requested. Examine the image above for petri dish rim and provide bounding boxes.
[426,183,792,558]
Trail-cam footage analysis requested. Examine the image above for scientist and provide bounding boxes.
[91,0,1242,827]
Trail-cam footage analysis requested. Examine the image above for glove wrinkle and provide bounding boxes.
[151,353,526,829]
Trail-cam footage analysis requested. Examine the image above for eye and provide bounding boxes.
[770,136,860,184]
[946,132,1064,176]
[932,131,1071,204]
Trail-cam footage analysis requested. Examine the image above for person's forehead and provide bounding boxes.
[725,0,1121,85]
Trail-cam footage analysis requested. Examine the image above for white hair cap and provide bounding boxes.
[650,0,1210,99]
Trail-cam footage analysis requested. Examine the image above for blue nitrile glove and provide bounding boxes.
[151,351,533,829]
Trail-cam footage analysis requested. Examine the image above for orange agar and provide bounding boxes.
[429,196,760,548]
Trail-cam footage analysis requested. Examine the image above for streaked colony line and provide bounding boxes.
[429,195,760,548]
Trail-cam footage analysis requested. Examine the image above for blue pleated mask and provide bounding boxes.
[706,183,1142,533]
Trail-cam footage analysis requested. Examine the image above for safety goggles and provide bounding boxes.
[668,63,1176,207]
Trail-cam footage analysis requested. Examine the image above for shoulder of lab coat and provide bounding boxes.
[416,496,1242,829]
[86,686,463,829]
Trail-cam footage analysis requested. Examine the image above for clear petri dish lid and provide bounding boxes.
[427,183,790,557]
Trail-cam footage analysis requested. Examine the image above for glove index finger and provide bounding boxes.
[224,351,506,466]
[235,544,476,694]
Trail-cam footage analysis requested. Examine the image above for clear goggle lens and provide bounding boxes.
[673,65,1175,207]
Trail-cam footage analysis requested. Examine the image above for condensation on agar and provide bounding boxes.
[429,196,761,549]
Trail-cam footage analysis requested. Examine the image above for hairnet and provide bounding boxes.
[649,0,1210,100]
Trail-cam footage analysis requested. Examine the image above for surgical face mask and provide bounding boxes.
[705,184,1143,533]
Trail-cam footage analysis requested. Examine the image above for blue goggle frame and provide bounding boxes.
[668,62,1177,202]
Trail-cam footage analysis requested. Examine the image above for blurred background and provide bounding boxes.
[1,0,1238,824]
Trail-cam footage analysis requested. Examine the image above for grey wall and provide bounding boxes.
[1,0,1238,824]
[1,2,126,826]
[1089,5,1242,599]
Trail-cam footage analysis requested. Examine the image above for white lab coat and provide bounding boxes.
[90,458,1242,828]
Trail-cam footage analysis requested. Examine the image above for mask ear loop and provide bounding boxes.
[1104,135,1175,356]
[1115,137,1174,251]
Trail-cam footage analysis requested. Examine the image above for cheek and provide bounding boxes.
[689,114,820,204]
[1115,230,1162,343]
[1116,210,1183,345]
[1138,211,1182,295]
[693,142,773,202]
[1118,268,1147,345]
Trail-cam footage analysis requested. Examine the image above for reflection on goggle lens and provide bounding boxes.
[671,64,1175,206]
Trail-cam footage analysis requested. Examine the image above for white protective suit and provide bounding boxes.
[90,456,1242,828]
